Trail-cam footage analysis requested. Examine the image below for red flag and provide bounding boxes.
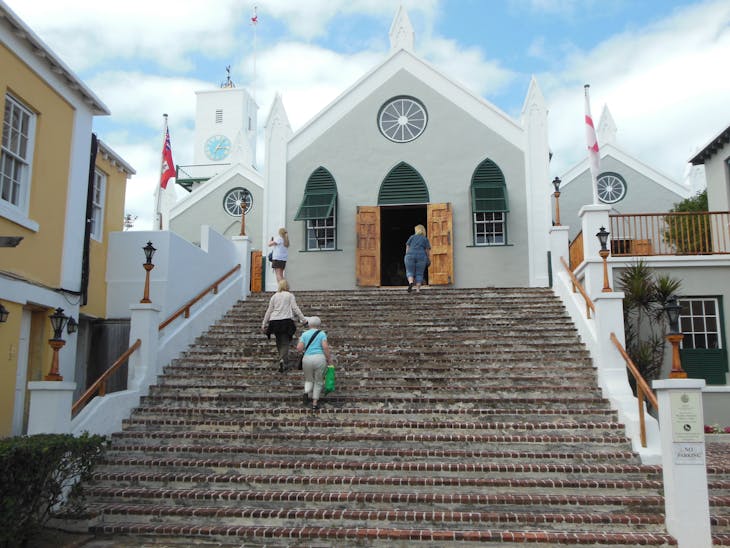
[584,84,600,204]
[251,5,258,25]
[160,127,175,189]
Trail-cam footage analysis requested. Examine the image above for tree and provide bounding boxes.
[618,260,682,382]
[663,189,710,253]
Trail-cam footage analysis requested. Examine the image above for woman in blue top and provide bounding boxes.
[404,224,431,293]
[296,316,332,411]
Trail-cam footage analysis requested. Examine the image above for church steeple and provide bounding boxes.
[597,105,617,147]
[389,5,415,53]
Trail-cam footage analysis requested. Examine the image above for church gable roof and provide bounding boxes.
[287,48,524,161]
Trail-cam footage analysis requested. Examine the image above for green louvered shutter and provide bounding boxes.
[471,159,508,212]
[378,162,429,205]
[295,167,337,220]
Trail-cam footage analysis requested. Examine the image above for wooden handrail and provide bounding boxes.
[159,264,241,330]
[72,338,141,416]
[560,256,595,318]
[610,332,659,448]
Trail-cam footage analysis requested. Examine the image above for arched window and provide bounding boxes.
[378,162,429,205]
[295,167,337,250]
[471,159,508,245]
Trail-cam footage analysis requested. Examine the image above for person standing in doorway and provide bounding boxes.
[268,227,289,283]
[261,279,307,372]
[404,224,431,293]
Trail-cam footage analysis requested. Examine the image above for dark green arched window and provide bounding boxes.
[295,167,337,250]
[471,159,508,245]
[378,162,429,205]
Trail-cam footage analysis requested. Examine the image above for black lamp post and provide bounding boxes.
[552,177,561,226]
[140,241,156,303]
[67,316,78,335]
[45,307,68,381]
[0,303,9,323]
[664,296,687,379]
[596,226,611,292]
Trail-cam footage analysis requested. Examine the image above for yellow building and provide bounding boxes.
[0,3,134,436]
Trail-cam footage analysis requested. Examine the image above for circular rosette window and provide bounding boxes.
[378,96,427,143]
[597,172,627,204]
[223,187,253,217]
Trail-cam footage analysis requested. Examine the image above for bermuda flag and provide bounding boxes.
[584,84,600,204]
[160,127,175,189]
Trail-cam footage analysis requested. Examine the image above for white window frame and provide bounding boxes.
[1,94,37,229]
[306,205,336,251]
[473,211,505,246]
[679,297,723,350]
[90,169,106,241]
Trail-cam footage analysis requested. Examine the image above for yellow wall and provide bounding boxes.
[84,155,128,318]
[0,45,74,287]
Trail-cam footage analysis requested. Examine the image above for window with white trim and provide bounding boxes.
[1,95,35,214]
[679,298,722,350]
[474,211,506,245]
[306,204,336,250]
[471,158,508,246]
[295,167,338,251]
[89,169,106,241]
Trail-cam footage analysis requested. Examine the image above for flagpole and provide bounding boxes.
[251,5,258,102]
[155,114,169,230]
[584,85,600,205]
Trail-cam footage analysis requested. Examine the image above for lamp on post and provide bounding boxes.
[45,307,68,381]
[551,177,561,226]
[140,241,156,304]
[596,226,611,292]
[0,303,9,323]
[664,296,688,379]
[239,209,246,236]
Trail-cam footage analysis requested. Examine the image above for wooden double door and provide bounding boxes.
[356,203,454,287]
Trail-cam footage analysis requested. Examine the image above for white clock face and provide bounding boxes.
[378,96,427,143]
[205,135,231,161]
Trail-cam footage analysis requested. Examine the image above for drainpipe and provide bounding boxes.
[80,133,98,306]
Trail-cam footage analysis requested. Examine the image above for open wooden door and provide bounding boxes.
[356,206,380,286]
[427,202,453,285]
[250,250,262,292]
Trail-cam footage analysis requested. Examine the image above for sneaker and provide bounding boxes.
[278,359,285,373]
[407,283,413,293]
[302,393,310,406]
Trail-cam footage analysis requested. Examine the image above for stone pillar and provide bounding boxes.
[652,379,711,547]
[548,226,570,285]
[231,235,252,299]
[127,303,161,394]
[26,381,77,434]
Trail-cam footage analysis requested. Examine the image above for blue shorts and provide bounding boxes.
[404,254,428,283]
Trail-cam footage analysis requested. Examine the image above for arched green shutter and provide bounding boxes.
[471,159,508,212]
[295,167,337,220]
[378,162,429,205]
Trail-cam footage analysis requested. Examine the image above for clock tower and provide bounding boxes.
[193,83,258,174]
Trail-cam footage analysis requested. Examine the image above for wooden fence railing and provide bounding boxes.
[72,263,242,416]
[560,256,595,319]
[568,230,584,270]
[609,211,730,257]
[610,332,658,448]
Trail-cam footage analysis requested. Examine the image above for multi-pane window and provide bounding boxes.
[306,206,336,250]
[1,95,34,211]
[679,298,722,349]
[471,158,508,246]
[295,167,337,251]
[474,211,505,245]
[90,169,106,241]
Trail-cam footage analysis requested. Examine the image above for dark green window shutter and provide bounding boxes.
[295,167,337,220]
[471,159,508,212]
[680,349,728,385]
[378,162,429,205]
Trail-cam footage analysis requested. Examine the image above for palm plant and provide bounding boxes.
[618,260,682,382]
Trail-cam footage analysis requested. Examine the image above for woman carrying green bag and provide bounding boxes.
[296,316,333,411]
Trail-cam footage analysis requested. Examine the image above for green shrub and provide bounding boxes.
[0,433,105,547]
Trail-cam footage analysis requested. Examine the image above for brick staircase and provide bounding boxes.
[80,288,730,546]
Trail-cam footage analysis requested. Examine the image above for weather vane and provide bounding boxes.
[221,65,235,88]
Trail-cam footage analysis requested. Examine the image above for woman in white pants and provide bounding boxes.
[296,316,332,411]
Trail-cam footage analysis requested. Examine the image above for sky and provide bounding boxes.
[5,0,730,230]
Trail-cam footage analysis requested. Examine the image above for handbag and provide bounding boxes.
[267,251,273,262]
[324,365,335,394]
[297,330,321,370]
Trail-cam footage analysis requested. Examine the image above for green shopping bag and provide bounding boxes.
[324,364,335,394]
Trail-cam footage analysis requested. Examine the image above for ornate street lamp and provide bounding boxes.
[596,226,611,292]
[67,316,78,335]
[45,307,68,381]
[0,303,9,323]
[552,177,561,226]
[140,241,156,304]
[664,296,688,379]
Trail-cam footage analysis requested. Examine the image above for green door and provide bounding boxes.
[679,297,728,385]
